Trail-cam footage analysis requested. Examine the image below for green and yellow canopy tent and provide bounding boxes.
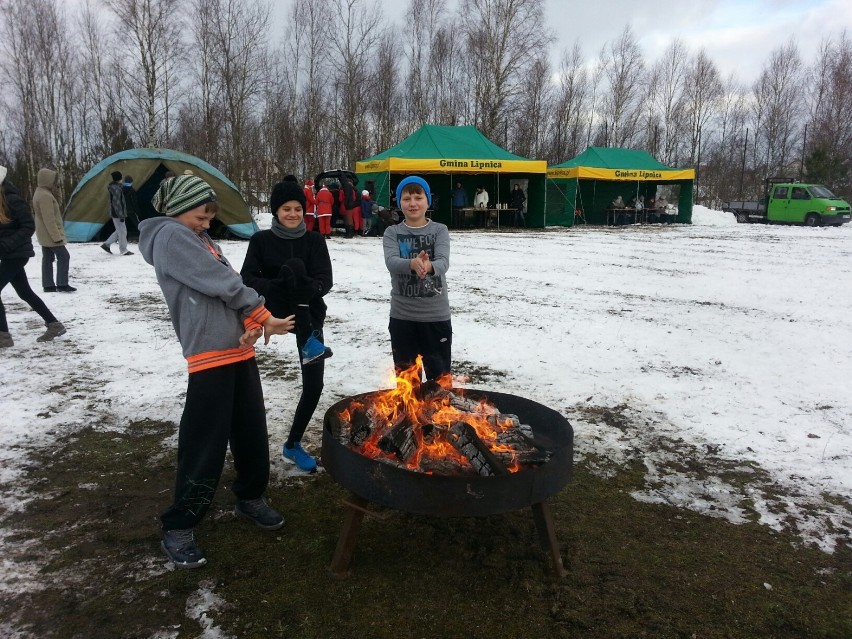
[355,124,547,227]
[63,148,258,242]
[546,147,695,226]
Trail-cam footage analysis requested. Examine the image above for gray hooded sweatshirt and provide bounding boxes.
[138,216,270,373]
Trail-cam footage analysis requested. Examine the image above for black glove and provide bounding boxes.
[292,276,323,303]
[280,257,307,281]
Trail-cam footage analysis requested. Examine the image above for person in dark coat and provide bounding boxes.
[241,180,333,472]
[0,165,66,347]
[510,183,526,227]
[101,170,133,255]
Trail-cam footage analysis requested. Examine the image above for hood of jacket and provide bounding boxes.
[37,168,57,189]
[138,216,180,265]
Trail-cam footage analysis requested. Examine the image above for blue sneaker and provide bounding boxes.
[282,442,317,472]
[301,331,333,365]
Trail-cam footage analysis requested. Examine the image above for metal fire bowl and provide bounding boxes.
[322,389,573,517]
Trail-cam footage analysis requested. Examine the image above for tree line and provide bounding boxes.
[1,0,850,208]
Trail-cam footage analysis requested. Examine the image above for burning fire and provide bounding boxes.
[336,358,538,475]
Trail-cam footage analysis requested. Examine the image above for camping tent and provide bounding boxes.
[546,147,695,226]
[63,148,258,241]
[355,125,547,227]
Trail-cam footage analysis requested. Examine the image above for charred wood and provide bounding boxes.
[378,415,416,461]
[448,421,510,477]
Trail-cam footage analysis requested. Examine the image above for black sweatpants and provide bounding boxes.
[286,304,325,446]
[388,317,452,381]
[0,257,57,333]
[161,358,270,531]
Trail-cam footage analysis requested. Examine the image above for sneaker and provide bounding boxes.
[100,244,111,254]
[282,442,318,472]
[36,321,66,342]
[301,331,333,365]
[0,332,12,348]
[43,286,57,293]
[161,529,207,568]
[234,497,285,530]
[121,250,134,256]
[57,285,77,293]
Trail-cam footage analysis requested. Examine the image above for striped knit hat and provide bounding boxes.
[152,174,217,217]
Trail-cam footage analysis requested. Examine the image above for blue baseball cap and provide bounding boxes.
[395,175,432,207]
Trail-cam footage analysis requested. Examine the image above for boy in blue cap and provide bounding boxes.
[382,175,451,381]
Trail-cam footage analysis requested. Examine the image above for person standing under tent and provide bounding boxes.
[101,171,133,255]
[510,183,526,227]
[0,165,67,347]
[31,167,76,292]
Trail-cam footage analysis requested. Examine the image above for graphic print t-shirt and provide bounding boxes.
[383,221,450,322]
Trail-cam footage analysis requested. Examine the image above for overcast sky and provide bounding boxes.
[363,0,852,85]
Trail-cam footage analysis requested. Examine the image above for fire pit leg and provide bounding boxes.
[329,494,369,578]
[531,501,567,577]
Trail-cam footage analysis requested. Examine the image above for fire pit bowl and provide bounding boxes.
[322,388,573,517]
[322,388,573,577]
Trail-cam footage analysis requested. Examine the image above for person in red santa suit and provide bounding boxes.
[315,182,334,238]
[303,179,317,232]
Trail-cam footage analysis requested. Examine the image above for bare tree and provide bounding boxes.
[290,0,330,176]
[1,0,44,181]
[597,25,646,147]
[458,0,554,140]
[368,36,405,155]
[652,39,689,164]
[403,0,447,125]
[104,0,183,147]
[682,48,723,166]
[428,24,467,125]
[805,32,852,192]
[328,0,383,167]
[509,54,552,158]
[545,42,590,163]
[751,39,803,177]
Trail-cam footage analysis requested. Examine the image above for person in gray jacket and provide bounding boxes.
[31,167,75,292]
[138,174,295,569]
[383,175,451,381]
[101,170,133,255]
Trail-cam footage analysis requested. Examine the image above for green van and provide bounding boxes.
[725,182,852,226]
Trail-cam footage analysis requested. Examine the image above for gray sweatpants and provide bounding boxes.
[103,217,128,254]
[41,246,70,288]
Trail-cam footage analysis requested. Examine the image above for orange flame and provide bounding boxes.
[340,357,524,474]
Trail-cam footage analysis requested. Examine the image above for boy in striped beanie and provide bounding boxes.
[138,174,296,569]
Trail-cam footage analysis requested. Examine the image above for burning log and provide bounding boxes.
[448,421,510,477]
[340,404,378,446]
[378,414,416,462]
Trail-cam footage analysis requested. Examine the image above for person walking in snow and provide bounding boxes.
[101,171,133,255]
[31,167,75,292]
[383,175,452,381]
[138,174,295,569]
[241,179,333,472]
[0,165,66,347]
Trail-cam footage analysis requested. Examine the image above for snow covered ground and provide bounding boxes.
[1,205,850,560]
